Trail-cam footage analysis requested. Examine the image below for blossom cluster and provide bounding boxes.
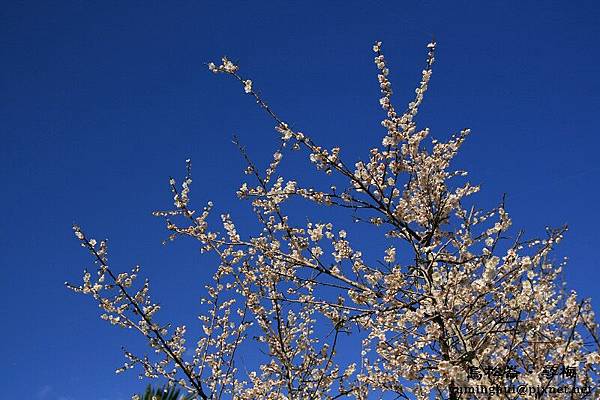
[68,41,600,400]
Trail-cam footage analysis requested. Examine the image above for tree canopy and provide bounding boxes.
[68,40,600,399]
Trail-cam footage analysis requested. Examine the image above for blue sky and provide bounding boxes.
[1,1,599,399]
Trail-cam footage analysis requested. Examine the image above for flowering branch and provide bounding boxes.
[69,40,600,399]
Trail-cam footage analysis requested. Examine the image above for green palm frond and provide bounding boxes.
[136,384,195,400]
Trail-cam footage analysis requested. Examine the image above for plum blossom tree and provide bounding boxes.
[68,40,600,399]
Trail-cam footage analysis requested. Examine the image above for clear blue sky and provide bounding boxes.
[1,1,599,399]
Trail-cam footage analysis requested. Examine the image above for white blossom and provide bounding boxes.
[67,40,600,400]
